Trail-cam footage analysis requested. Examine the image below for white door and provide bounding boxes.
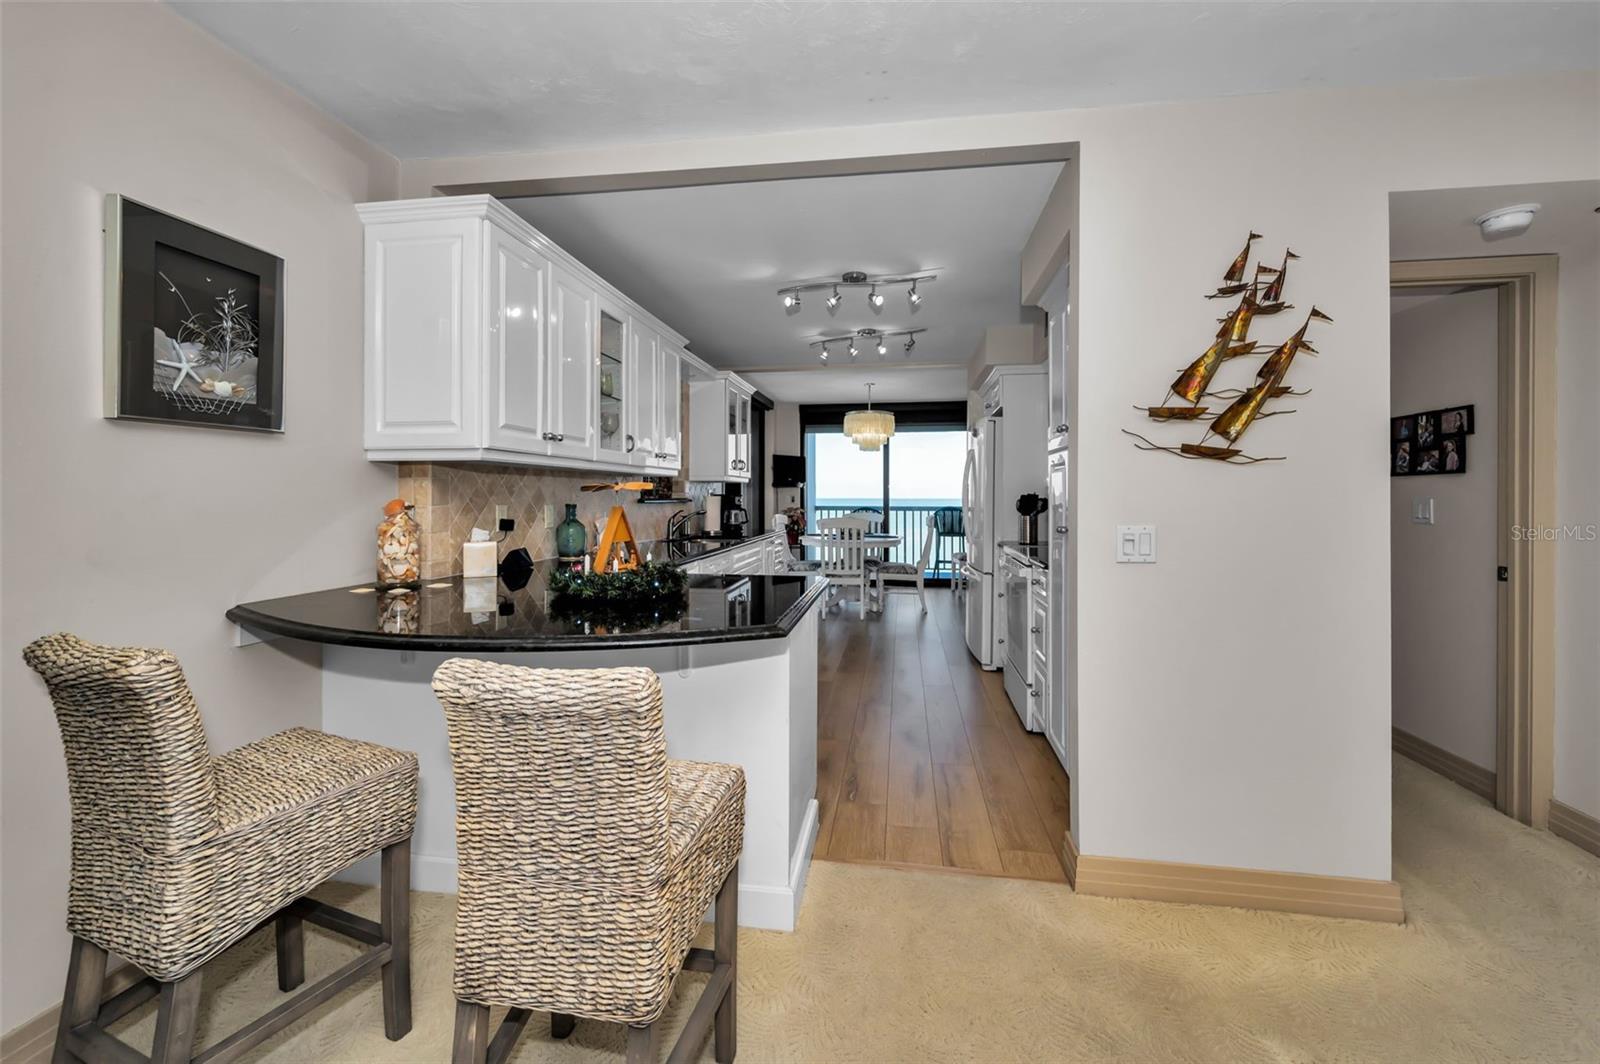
[364,216,482,450]
[486,227,548,452]
[1046,452,1069,769]
[1042,262,1071,452]
[629,318,658,465]
[655,344,682,468]
[546,264,597,460]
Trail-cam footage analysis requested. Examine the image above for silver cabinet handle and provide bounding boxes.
[625,434,635,453]
[555,433,565,442]
[1055,526,1068,534]
[1031,626,1042,634]
[1054,423,1068,433]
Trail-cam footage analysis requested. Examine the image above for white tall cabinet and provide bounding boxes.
[1040,264,1072,775]
[358,195,688,475]
[688,374,754,482]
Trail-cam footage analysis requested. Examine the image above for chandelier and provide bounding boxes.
[843,383,895,452]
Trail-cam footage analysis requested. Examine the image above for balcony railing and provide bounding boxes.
[810,504,966,578]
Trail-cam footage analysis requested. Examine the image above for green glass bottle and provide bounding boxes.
[555,503,587,560]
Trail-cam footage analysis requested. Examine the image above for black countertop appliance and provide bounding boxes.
[1016,493,1047,546]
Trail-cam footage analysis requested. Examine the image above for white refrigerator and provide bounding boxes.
[962,418,999,668]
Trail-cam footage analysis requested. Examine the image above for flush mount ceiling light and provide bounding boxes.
[777,270,936,312]
[1475,203,1540,240]
[843,382,895,452]
[808,327,927,363]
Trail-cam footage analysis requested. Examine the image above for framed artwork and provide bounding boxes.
[103,194,284,431]
[1391,404,1472,476]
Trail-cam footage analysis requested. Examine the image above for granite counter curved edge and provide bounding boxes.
[227,571,831,653]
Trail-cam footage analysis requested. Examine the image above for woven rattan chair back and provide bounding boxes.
[433,659,673,894]
[23,631,221,854]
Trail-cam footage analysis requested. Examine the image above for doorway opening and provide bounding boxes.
[1389,256,1557,828]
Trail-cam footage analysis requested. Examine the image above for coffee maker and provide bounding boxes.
[721,483,749,538]
[1016,493,1047,546]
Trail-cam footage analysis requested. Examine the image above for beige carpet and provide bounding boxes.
[100,756,1599,1062]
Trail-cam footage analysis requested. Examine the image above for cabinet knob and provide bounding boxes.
[1055,526,1068,534]
[1031,626,1042,634]
[1055,424,1069,433]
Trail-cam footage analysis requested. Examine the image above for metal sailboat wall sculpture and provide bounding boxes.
[1128,233,1330,464]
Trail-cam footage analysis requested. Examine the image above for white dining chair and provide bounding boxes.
[872,515,937,613]
[816,516,871,619]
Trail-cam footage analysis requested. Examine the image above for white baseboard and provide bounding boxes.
[334,799,822,934]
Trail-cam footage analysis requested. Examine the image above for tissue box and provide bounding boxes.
[462,576,497,613]
[462,540,498,578]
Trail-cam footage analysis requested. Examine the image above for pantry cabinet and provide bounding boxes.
[358,195,689,475]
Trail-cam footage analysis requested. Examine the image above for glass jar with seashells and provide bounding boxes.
[377,498,421,588]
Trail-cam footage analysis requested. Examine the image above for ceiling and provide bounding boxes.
[169,2,1599,160]
[503,162,1062,390]
[740,365,972,405]
[1390,180,1600,260]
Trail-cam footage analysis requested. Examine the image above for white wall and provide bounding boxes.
[0,1,398,1031]
[1390,289,1500,769]
[400,73,1598,883]
[1391,184,1600,821]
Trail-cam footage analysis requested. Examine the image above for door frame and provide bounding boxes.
[1390,255,1558,828]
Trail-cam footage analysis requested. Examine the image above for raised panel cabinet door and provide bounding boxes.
[629,317,658,465]
[365,216,483,449]
[546,264,597,460]
[596,299,630,463]
[1044,262,1070,452]
[655,344,682,467]
[725,385,741,478]
[1046,454,1070,768]
[486,227,548,451]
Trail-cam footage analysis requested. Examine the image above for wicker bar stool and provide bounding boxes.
[22,632,418,1064]
[433,659,745,1064]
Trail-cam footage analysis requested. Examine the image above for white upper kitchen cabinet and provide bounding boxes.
[357,195,688,475]
[1041,262,1070,452]
[654,342,683,469]
[628,314,659,466]
[688,373,754,482]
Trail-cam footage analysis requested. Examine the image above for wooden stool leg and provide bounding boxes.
[625,1020,659,1064]
[275,909,305,991]
[551,1012,576,1039]
[149,971,203,1064]
[451,1001,490,1064]
[52,936,106,1064]
[714,863,739,1064]
[381,838,413,1040]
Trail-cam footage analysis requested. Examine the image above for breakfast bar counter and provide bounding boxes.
[228,557,827,932]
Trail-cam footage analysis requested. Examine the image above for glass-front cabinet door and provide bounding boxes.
[725,385,741,477]
[595,300,628,463]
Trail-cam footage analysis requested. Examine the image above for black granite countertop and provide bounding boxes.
[998,540,1048,567]
[227,537,825,652]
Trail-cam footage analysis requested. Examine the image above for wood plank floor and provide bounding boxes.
[813,586,1072,882]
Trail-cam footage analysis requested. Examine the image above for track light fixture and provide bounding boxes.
[776,270,936,313]
[808,327,927,362]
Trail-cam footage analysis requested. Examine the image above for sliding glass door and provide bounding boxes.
[805,425,967,578]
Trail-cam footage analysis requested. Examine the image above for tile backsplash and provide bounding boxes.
[397,463,711,579]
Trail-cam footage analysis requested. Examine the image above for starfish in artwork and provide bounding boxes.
[156,342,204,393]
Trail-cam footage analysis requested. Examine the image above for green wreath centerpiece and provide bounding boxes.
[548,561,686,606]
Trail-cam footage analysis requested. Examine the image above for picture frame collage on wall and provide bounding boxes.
[1392,404,1473,476]
[103,194,285,432]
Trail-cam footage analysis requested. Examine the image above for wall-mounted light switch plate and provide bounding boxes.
[1116,524,1156,563]
[1411,498,1435,525]
[495,504,509,524]
[542,504,556,529]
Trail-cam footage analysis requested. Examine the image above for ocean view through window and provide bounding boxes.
[805,426,967,577]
